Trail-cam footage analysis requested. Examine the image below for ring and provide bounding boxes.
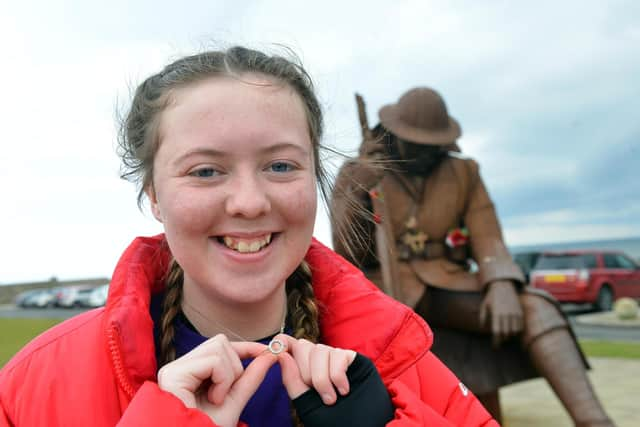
[268,338,286,355]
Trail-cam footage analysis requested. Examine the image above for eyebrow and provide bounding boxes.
[173,148,226,166]
[173,142,311,165]
[262,142,311,157]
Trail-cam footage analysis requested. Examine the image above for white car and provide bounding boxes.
[55,286,96,308]
[85,284,109,307]
[22,289,56,308]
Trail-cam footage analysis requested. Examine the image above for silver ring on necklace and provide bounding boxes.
[268,338,286,355]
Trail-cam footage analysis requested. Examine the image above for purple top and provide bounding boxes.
[151,293,292,426]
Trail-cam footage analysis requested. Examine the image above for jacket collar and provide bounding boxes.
[304,239,433,380]
[104,235,432,395]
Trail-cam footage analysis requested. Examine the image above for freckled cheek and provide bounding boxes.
[273,184,317,227]
[162,193,223,235]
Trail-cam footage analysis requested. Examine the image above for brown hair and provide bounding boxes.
[118,46,327,424]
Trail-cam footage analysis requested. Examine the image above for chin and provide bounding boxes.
[215,272,287,303]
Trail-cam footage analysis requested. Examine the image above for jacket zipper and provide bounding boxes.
[107,324,136,399]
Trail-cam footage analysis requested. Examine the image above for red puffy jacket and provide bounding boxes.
[0,235,497,426]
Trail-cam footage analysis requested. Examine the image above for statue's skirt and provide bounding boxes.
[416,285,588,395]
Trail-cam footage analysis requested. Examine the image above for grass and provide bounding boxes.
[578,339,640,359]
[2,317,640,368]
[0,318,62,367]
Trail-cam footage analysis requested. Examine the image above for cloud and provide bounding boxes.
[1,1,639,283]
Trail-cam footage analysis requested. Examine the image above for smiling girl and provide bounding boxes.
[0,47,497,427]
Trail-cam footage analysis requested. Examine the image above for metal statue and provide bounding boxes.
[331,87,614,426]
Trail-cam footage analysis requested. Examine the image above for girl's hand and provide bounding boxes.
[157,334,277,427]
[275,334,356,405]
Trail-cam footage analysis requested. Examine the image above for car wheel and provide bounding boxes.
[595,286,613,312]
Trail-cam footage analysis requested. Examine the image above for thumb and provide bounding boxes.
[479,297,489,327]
[278,351,310,399]
[227,353,277,409]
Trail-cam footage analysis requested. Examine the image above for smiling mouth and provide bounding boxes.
[217,234,273,253]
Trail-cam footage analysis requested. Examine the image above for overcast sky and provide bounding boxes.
[1,0,638,284]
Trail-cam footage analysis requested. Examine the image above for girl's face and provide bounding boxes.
[148,75,317,306]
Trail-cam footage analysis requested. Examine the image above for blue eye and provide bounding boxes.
[190,168,217,178]
[270,162,294,173]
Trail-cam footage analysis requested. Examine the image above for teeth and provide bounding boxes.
[221,234,272,253]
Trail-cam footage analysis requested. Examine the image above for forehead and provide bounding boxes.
[167,73,305,121]
[169,74,304,126]
[156,74,313,158]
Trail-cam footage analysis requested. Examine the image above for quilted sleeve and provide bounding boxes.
[117,381,249,427]
[388,352,499,427]
[0,400,10,427]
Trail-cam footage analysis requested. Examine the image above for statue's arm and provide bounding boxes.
[462,159,525,289]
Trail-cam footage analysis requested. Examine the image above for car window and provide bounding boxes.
[615,255,637,270]
[603,254,620,268]
[535,255,584,269]
[514,252,540,269]
[580,254,598,268]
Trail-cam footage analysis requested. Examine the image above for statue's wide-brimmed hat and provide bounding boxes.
[378,87,461,145]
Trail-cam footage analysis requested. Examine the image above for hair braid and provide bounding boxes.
[286,259,320,427]
[158,258,184,367]
[286,260,320,343]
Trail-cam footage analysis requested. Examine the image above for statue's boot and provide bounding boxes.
[528,327,615,427]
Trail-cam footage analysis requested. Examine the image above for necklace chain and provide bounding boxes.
[182,299,287,342]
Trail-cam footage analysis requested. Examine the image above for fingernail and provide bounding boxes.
[338,387,348,395]
[322,393,335,405]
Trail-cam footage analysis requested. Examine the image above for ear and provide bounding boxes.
[145,184,163,223]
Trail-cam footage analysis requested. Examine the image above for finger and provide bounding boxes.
[229,341,270,359]
[223,341,244,380]
[515,313,524,334]
[478,301,488,327]
[502,313,511,342]
[184,334,265,360]
[209,341,269,404]
[158,357,219,399]
[227,353,278,410]
[285,336,314,386]
[510,313,519,336]
[514,312,524,334]
[492,312,502,347]
[310,344,336,405]
[278,351,310,399]
[207,353,237,405]
[500,313,509,342]
[504,314,513,338]
[329,349,356,396]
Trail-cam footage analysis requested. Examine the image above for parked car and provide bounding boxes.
[83,284,109,308]
[14,290,40,307]
[55,285,97,308]
[530,250,640,311]
[20,289,57,308]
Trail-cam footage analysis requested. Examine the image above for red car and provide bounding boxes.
[530,250,640,311]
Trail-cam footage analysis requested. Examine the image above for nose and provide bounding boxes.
[224,173,271,218]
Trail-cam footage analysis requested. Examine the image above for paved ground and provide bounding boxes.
[502,310,639,426]
[501,357,639,427]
